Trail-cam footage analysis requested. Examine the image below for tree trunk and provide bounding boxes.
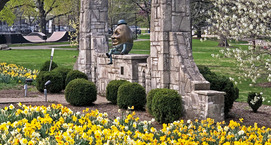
[196,28,202,38]
[0,0,10,12]
[37,0,46,34]
[218,34,229,47]
[147,12,150,33]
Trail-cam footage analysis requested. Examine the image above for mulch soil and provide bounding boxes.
[0,88,271,129]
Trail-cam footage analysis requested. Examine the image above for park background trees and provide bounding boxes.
[0,0,79,34]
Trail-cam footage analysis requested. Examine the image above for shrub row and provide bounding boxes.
[106,80,146,110]
[106,80,183,124]
[36,61,97,106]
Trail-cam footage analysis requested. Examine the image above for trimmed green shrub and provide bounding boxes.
[117,82,146,110]
[146,88,163,115]
[247,92,263,113]
[106,80,129,104]
[36,71,63,93]
[151,89,182,124]
[40,60,58,71]
[65,78,97,106]
[36,71,47,92]
[52,67,72,90]
[65,70,88,87]
[198,65,239,117]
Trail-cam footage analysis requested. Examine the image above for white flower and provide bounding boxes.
[238,130,245,135]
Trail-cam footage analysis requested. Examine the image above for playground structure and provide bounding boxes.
[0,31,69,44]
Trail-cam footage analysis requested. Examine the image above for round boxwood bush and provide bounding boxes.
[65,78,97,106]
[65,70,88,87]
[198,65,239,117]
[40,60,58,71]
[36,71,63,93]
[247,92,263,113]
[106,80,129,104]
[146,88,163,115]
[151,89,182,123]
[52,67,72,90]
[36,71,47,92]
[117,82,146,110]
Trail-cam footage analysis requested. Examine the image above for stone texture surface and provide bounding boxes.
[148,0,225,121]
[75,0,108,81]
[96,53,149,96]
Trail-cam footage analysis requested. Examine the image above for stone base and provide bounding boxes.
[96,53,149,95]
[183,90,225,122]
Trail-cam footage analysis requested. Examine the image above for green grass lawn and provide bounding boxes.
[0,49,78,70]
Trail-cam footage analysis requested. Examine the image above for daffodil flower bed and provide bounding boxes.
[0,103,271,145]
[0,63,39,84]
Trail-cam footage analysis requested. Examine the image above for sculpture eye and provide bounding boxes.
[115,30,120,35]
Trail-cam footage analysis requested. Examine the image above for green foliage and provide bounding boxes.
[36,71,63,93]
[40,60,58,71]
[198,65,239,117]
[106,80,129,104]
[36,71,46,92]
[247,92,263,113]
[1,0,78,33]
[65,70,88,87]
[117,82,146,110]
[65,78,97,106]
[0,6,16,25]
[146,88,163,115]
[151,89,182,124]
[52,67,71,90]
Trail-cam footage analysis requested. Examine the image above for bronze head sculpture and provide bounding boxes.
[106,20,134,65]
[111,20,133,46]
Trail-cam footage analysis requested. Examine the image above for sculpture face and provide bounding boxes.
[111,24,133,46]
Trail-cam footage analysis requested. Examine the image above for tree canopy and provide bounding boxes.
[0,0,78,34]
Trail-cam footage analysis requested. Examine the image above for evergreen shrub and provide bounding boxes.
[117,82,146,110]
[52,67,71,89]
[36,71,63,93]
[106,80,129,104]
[198,65,239,117]
[247,92,263,113]
[65,70,88,87]
[65,78,97,106]
[146,88,163,115]
[151,88,182,123]
[40,60,58,71]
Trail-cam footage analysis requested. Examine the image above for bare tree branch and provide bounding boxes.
[45,0,58,16]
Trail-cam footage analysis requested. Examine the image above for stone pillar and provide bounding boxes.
[75,0,108,82]
[149,0,225,121]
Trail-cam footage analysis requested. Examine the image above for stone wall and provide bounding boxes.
[148,0,225,121]
[75,0,109,82]
[96,53,149,95]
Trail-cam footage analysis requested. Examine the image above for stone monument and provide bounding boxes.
[76,0,225,121]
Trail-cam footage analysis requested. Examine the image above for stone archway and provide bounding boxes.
[76,0,225,121]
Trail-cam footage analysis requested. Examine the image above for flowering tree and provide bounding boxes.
[208,0,271,47]
[208,0,271,85]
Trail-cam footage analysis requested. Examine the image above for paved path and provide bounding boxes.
[0,94,110,105]
[10,44,76,50]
